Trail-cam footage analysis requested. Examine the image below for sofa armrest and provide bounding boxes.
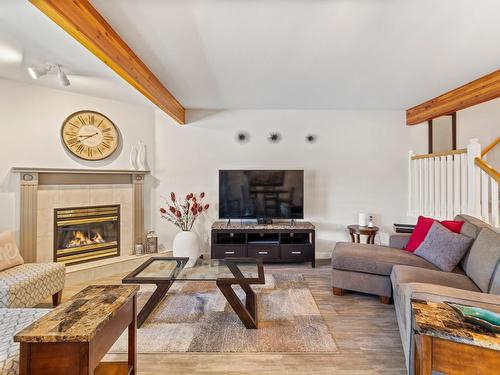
[389,233,411,249]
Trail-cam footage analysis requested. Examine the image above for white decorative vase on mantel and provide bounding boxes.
[172,231,200,267]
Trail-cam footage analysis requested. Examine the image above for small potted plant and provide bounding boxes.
[160,192,209,266]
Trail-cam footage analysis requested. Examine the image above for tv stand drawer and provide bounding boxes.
[281,245,312,260]
[214,245,247,258]
[248,245,280,260]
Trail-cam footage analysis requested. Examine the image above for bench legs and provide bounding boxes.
[52,290,62,306]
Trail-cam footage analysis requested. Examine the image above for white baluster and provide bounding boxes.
[429,157,435,218]
[453,155,460,217]
[435,157,441,218]
[467,139,481,217]
[419,159,424,215]
[492,179,499,228]
[481,170,489,222]
[424,158,429,216]
[460,153,467,214]
[413,159,419,217]
[408,151,415,216]
[440,156,446,220]
[446,155,453,219]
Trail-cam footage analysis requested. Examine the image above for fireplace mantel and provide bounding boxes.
[12,167,150,175]
[12,167,150,263]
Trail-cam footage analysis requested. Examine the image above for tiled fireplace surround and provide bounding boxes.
[12,168,150,284]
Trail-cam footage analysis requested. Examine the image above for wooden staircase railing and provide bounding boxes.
[409,138,499,227]
[481,136,500,158]
[475,136,499,227]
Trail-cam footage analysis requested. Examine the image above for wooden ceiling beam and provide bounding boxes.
[30,0,185,124]
[406,69,500,125]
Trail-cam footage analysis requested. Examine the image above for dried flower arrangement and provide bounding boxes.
[160,192,209,231]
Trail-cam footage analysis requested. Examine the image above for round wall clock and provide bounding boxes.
[61,110,119,161]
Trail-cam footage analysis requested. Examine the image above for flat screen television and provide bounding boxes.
[219,170,304,219]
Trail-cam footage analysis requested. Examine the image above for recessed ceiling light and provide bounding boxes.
[0,41,22,64]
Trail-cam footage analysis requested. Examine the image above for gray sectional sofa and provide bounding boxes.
[331,214,500,374]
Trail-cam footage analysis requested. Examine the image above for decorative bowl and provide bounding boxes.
[445,302,500,333]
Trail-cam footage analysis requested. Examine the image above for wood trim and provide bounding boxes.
[427,120,433,154]
[481,136,500,158]
[406,69,500,125]
[475,157,500,183]
[411,148,466,160]
[12,167,150,175]
[451,113,457,150]
[132,175,145,246]
[29,0,185,124]
[19,172,38,263]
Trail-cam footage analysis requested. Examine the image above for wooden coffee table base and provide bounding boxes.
[136,281,174,328]
[123,257,265,330]
[217,280,258,329]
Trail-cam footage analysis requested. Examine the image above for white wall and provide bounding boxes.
[0,78,156,237]
[154,109,421,258]
[457,97,500,169]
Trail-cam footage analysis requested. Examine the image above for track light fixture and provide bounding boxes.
[27,63,71,87]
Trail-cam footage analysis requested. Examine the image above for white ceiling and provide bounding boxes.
[91,0,500,110]
[0,0,151,107]
[1,0,499,111]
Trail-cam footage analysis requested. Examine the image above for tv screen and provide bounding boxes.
[219,170,304,219]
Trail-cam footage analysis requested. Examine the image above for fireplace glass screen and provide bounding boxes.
[54,205,120,266]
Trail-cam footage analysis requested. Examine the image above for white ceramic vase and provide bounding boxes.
[172,231,200,267]
[129,145,139,170]
[136,141,150,171]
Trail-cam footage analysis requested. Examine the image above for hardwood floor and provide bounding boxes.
[56,261,407,374]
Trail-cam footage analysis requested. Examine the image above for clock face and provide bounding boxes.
[61,111,119,160]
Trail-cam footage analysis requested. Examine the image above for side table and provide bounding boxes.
[412,299,500,375]
[347,225,379,244]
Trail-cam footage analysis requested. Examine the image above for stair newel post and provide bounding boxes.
[408,150,416,217]
[466,139,481,218]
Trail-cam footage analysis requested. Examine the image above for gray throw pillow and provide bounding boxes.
[415,221,473,272]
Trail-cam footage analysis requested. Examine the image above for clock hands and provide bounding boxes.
[78,132,99,141]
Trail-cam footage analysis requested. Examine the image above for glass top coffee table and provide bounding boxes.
[122,257,265,329]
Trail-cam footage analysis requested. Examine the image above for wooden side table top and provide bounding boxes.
[347,225,379,244]
[347,225,380,235]
[15,285,139,343]
[412,299,500,351]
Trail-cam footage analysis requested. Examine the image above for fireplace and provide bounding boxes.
[54,205,120,266]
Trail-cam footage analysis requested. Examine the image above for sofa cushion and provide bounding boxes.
[0,231,24,272]
[454,214,494,240]
[0,308,50,375]
[405,216,464,252]
[332,242,437,276]
[414,222,473,272]
[460,228,500,293]
[391,265,480,292]
[489,263,500,295]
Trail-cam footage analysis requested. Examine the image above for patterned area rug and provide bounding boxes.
[110,273,337,353]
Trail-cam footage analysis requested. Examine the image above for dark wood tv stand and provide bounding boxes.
[211,221,315,267]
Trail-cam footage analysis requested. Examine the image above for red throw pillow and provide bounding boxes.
[404,216,464,252]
